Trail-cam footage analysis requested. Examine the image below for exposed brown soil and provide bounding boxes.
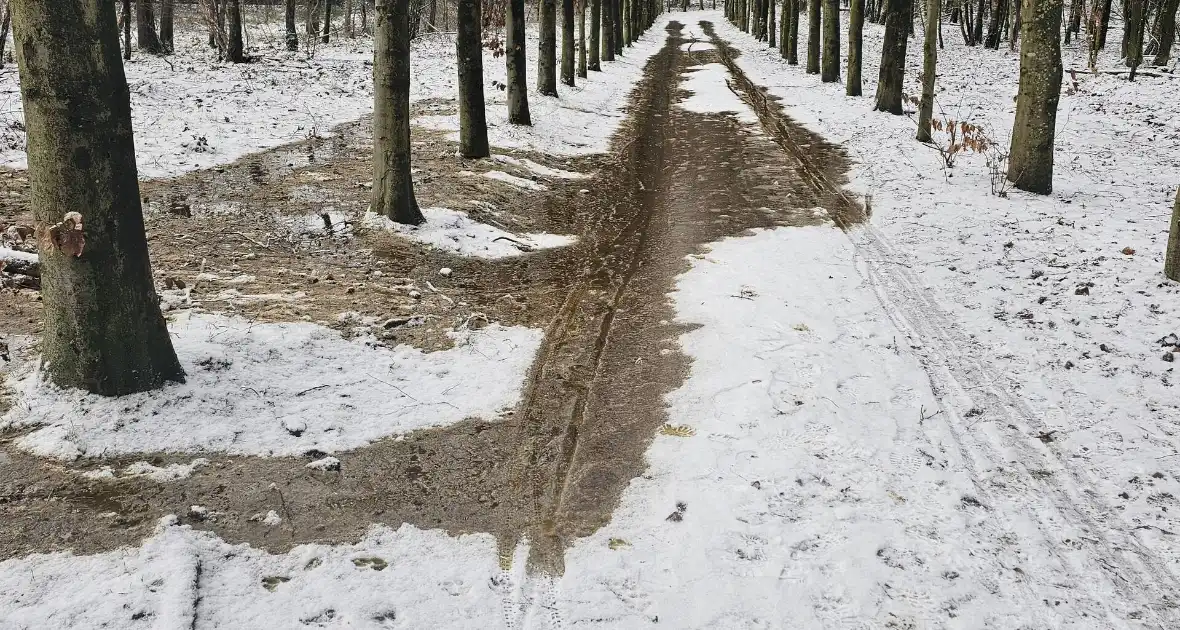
[0,21,859,569]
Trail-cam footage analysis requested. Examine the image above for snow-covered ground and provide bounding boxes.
[1,311,542,459]
[4,8,1180,629]
[0,11,677,177]
[362,207,577,259]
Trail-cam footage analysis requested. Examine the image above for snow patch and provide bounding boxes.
[1,312,542,458]
[481,170,549,191]
[362,208,576,259]
[491,154,590,179]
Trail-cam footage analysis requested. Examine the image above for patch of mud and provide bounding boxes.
[0,22,860,568]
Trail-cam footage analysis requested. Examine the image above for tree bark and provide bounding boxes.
[1007,0,1063,194]
[985,0,1006,46]
[807,0,821,72]
[874,0,911,113]
[287,0,300,49]
[10,0,185,395]
[973,0,985,41]
[428,0,437,30]
[603,0,615,61]
[0,6,11,67]
[613,0,623,54]
[507,0,532,123]
[788,0,801,62]
[821,0,840,80]
[308,0,321,37]
[847,0,864,94]
[1126,0,1147,78]
[346,0,354,37]
[590,0,602,69]
[373,0,425,224]
[227,0,245,62]
[579,0,588,77]
[1066,0,1082,41]
[539,0,558,95]
[123,0,132,59]
[1156,0,1179,64]
[1008,0,1021,49]
[769,0,777,47]
[780,0,789,56]
[1166,188,1180,281]
[159,0,173,52]
[323,0,333,43]
[563,0,576,85]
[916,0,939,141]
[137,0,163,53]
[457,0,489,157]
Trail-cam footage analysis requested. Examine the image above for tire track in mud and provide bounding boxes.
[703,21,1180,626]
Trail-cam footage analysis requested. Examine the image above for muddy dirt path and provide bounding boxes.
[0,21,858,568]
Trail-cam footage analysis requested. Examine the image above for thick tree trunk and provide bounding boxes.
[227,0,245,62]
[373,0,424,224]
[563,0,576,85]
[821,0,840,80]
[780,0,790,56]
[539,0,558,95]
[917,0,939,141]
[1156,0,1179,64]
[614,0,624,54]
[1008,0,1063,194]
[973,0,985,41]
[579,0,588,77]
[807,0,821,72]
[507,0,532,123]
[137,0,163,53]
[874,0,911,113]
[590,0,602,69]
[159,0,173,52]
[287,0,300,49]
[1166,188,1180,281]
[457,0,489,157]
[848,0,864,94]
[10,0,185,395]
[323,0,333,43]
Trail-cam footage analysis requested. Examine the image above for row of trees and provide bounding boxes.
[728,0,1176,194]
[5,0,662,396]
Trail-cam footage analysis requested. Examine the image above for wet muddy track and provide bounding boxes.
[0,21,859,567]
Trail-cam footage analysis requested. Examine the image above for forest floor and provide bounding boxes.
[2,8,1180,630]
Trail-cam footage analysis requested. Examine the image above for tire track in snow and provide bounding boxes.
[703,20,1180,626]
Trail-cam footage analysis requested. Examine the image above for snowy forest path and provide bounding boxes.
[702,21,1180,626]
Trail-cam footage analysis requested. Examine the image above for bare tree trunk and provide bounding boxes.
[590,0,602,69]
[123,0,132,59]
[788,0,801,62]
[780,0,790,56]
[807,0,821,72]
[848,0,864,93]
[539,0,558,95]
[1126,0,1145,78]
[428,0,437,30]
[137,0,163,53]
[227,0,245,61]
[623,0,631,43]
[603,0,615,60]
[1166,188,1180,281]
[821,0,840,80]
[346,0,354,36]
[613,0,623,54]
[973,0,984,41]
[10,0,185,395]
[1008,0,1063,193]
[1008,0,1021,49]
[307,0,321,37]
[985,0,1006,46]
[507,0,532,123]
[457,0,489,157]
[323,0,333,43]
[0,5,11,67]
[579,0,588,77]
[287,0,300,49]
[1066,0,1083,40]
[563,0,576,84]
[874,0,912,113]
[159,0,173,52]
[769,0,777,47]
[373,0,424,224]
[361,0,368,32]
[1156,0,1179,64]
[917,0,939,141]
